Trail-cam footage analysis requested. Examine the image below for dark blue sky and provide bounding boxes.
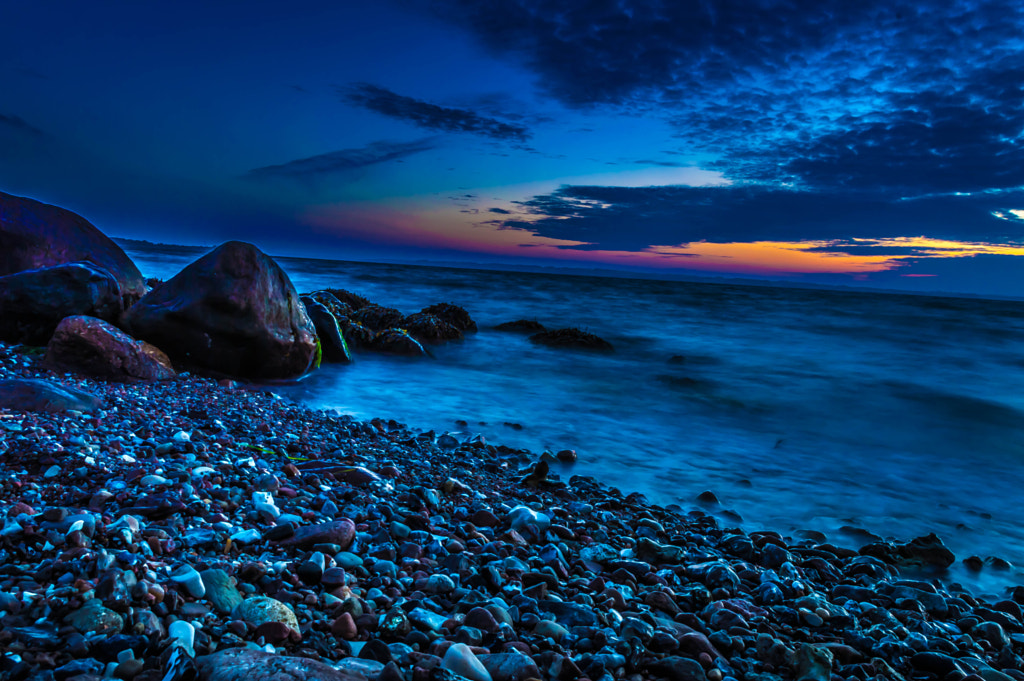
[2,1,1024,295]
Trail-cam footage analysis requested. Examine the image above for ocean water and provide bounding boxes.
[124,243,1024,596]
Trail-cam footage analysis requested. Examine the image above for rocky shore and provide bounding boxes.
[2,342,1024,681]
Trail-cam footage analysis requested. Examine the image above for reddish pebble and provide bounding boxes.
[332,612,357,639]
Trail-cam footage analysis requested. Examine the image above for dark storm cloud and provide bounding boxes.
[488,207,511,214]
[342,83,531,142]
[494,185,1024,252]
[246,138,435,180]
[0,113,45,137]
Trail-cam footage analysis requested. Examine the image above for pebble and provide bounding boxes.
[0,338,1020,681]
[442,643,492,681]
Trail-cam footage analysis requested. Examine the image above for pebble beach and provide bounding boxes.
[3,341,1024,681]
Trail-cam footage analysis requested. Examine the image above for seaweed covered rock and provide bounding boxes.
[0,191,146,305]
[0,262,123,344]
[303,290,354,319]
[371,328,428,356]
[529,327,614,352]
[351,304,405,332]
[322,288,371,311]
[422,302,477,332]
[300,298,352,363]
[495,319,546,333]
[123,241,317,380]
[43,315,175,381]
[337,317,375,350]
[402,312,463,343]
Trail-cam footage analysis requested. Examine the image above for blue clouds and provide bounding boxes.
[246,138,436,181]
[422,0,1024,254]
[342,83,532,142]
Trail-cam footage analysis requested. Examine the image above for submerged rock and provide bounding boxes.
[529,327,614,352]
[0,190,146,304]
[0,377,102,411]
[322,287,371,310]
[402,312,463,343]
[371,328,428,356]
[0,262,123,344]
[421,302,477,332]
[494,319,545,333]
[351,304,405,331]
[123,241,317,379]
[43,315,175,381]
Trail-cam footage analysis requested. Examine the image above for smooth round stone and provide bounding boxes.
[332,612,358,640]
[426,573,455,594]
[322,567,347,588]
[169,620,196,656]
[65,600,124,634]
[141,475,169,487]
[170,565,206,598]
[533,619,568,642]
[390,521,411,539]
[233,596,299,630]
[507,506,550,533]
[442,643,492,681]
[200,568,243,615]
[464,607,499,633]
[335,552,362,570]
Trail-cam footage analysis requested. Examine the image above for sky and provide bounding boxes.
[2,1,1024,296]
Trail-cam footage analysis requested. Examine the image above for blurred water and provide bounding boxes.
[126,243,1024,596]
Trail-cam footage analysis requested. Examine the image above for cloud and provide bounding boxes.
[425,0,1024,199]
[246,138,435,180]
[491,184,1024,252]
[0,113,45,138]
[341,83,531,142]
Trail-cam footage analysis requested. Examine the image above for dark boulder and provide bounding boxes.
[495,319,545,333]
[529,327,614,352]
[43,315,175,382]
[300,299,352,363]
[402,312,463,343]
[122,241,317,380]
[0,262,123,344]
[371,328,428,356]
[421,302,477,332]
[352,304,405,332]
[0,191,146,305]
[860,532,956,568]
[337,317,375,350]
[0,378,102,412]
[323,288,371,310]
[303,290,354,319]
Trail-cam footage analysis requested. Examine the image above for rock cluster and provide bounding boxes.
[1,341,1023,681]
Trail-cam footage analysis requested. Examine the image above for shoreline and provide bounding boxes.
[2,342,1024,681]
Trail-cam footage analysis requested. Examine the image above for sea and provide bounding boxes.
[122,241,1024,597]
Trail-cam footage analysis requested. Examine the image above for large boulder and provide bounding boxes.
[43,315,175,382]
[322,288,371,310]
[495,319,546,333]
[300,298,352,363]
[0,378,102,412]
[122,241,317,380]
[0,262,123,344]
[0,191,146,305]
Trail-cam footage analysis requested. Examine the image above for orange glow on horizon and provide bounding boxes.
[301,201,1024,277]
